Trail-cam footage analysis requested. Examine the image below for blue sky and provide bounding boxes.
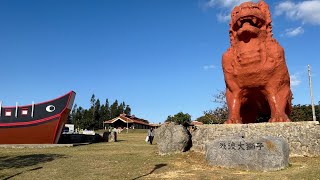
[0,0,319,123]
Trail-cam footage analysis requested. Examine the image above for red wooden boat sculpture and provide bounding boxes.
[0,91,76,144]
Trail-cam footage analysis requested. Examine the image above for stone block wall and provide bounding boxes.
[191,121,320,157]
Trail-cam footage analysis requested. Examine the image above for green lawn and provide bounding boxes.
[0,132,319,179]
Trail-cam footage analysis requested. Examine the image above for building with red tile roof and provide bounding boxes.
[103,114,159,129]
[190,121,204,126]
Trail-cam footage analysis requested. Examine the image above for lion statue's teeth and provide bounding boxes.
[237,20,242,27]
[252,18,257,24]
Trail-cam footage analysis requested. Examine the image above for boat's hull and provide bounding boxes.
[0,91,75,144]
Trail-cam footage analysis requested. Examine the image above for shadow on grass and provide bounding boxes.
[0,154,67,170]
[114,140,126,142]
[2,167,43,180]
[132,163,167,180]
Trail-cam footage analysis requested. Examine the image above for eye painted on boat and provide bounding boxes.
[46,105,55,112]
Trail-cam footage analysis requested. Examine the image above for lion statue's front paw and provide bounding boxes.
[224,118,242,124]
[269,116,290,123]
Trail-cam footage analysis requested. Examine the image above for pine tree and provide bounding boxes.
[89,94,96,129]
[100,105,105,119]
[105,99,111,120]
[124,105,131,115]
[90,94,96,107]
[118,102,125,114]
[94,99,101,129]
[82,109,94,129]
[110,100,119,119]
[74,106,84,130]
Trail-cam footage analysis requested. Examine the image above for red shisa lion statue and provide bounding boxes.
[222,0,292,124]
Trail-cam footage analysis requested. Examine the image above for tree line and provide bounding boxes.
[290,103,320,122]
[195,90,228,124]
[165,112,191,125]
[70,92,320,128]
[195,91,320,124]
[166,90,320,125]
[68,94,131,130]
[195,103,320,124]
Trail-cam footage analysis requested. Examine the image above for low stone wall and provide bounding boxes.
[191,121,320,157]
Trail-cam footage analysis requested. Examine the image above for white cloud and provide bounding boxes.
[275,0,320,25]
[206,0,259,9]
[217,13,231,22]
[284,26,304,37]
[203,65,215,70]
[205,0,259,23]
[290,74,301,87]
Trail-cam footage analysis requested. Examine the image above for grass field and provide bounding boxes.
[0,132,319,180]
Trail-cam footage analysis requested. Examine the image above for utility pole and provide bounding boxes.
[318,101,320,120]
[308,65,317,121]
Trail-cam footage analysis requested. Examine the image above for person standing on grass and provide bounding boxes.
[147,127,155,145]
[113,127,118,142]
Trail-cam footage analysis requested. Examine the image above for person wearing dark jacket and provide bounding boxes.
[147,127,155,145]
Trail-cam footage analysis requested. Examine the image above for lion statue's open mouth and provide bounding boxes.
[235,16,263,36]
[230,2,267,42]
